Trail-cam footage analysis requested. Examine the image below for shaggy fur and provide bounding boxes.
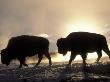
[1,35,52,68]
[57,32,110,65]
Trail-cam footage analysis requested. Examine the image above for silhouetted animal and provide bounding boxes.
[1,35,52,68]
[57,32,110,65]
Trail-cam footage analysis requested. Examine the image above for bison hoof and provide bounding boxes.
[66,64,71,67]
[34,64,39,67]
[49,64,52,67]
[95,61,102,64]
[23,64,28,67]
[19,66,22,68]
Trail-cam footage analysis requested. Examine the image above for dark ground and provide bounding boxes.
[0,62,110,82]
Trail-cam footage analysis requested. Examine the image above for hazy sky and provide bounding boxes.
[1,0,110,53]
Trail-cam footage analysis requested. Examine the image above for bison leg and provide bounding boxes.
[35,54,43,66]
[19,62,22,68]
[96,51,102,63]
[81,54,87,72]
[69,52,76,65]
[22,61,28,67]
[103,47,110,58]
[19,57,28,68]
[44,52,52,66]
[19,64,22,68]
[81,54,87,65]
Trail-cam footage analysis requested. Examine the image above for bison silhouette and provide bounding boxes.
[1,35,52,68]
[57,32,110,65]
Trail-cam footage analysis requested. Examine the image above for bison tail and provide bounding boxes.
[102,38,110,58]
[103,47,110,58]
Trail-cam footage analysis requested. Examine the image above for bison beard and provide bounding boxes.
[1,35,52,68]
[57,32,110,65]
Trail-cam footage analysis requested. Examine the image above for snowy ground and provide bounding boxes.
[0,62,110,82]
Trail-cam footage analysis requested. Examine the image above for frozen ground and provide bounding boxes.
[0,62,110,82]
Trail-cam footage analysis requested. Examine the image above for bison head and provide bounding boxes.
[57,38,68,56]
[1,49,11,66]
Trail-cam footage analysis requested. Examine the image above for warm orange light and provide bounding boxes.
[65,19,100,36]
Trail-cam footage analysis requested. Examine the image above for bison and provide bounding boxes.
[1,35,52,68]
[57,32,110,65]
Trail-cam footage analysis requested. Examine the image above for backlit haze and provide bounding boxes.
[1,0,110,63]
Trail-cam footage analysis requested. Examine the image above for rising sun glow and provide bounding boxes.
[65,19,100,36]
